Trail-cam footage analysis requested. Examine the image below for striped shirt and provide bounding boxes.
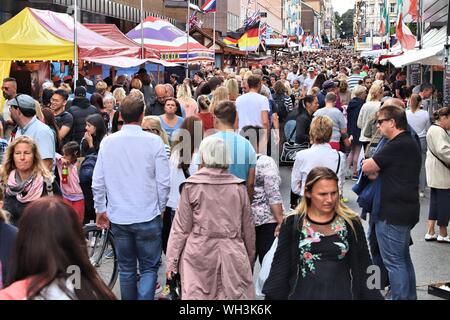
[347,74,363,89]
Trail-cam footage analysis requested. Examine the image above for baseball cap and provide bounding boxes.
[308,67,315,72]
[9,94,36,110]
[74,86,87,98]
[322,80,336,90]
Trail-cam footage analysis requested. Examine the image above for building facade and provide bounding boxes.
[255,0,283,34]
[283,0,302,36]
[322,0,333,40]
[0,0,175,32]
[354,0,399,37]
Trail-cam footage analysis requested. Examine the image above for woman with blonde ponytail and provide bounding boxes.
[263,167,383,300]
[357,80,383,145]
[176,83,198,117]
[406,93,431,196]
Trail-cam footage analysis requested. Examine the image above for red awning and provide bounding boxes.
[84,23,160,59]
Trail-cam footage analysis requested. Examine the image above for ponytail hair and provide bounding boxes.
[301,95,316,109]
[409,94,422,112]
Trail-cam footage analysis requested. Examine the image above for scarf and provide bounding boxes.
[6,170,44,203]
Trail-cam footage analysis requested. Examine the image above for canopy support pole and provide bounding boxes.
[186,0,190,79]
[74,0,78,90]
[141,0,145,59]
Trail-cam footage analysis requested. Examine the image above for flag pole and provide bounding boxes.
[213,11,216,67]
[257,22,260,54]
[140,0,144,59]
[419,0,424,50]
[186,0,190,79]
[73,0,78,90]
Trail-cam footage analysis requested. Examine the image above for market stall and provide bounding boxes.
[126,16,214,64]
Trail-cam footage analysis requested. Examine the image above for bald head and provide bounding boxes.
[383,98,405,109]
[155,84,168,104]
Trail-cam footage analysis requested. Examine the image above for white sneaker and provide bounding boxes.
[424,233,437,241]
[437,235,450,243]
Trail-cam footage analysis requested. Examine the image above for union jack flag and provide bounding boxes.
[260,23,267,38]
[189,12,202,29]
[244,9,260,30]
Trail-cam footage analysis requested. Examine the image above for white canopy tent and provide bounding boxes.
[382,27,448,67]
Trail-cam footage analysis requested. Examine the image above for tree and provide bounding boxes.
[340,9,355,39]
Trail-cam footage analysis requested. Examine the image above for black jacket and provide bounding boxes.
[68,98,99,144]
[145,101,165,116]
[262,214,384,300]
[347,97,365,143]
[4,180,62,226]
[295,109,313,144]
[0,221,17,286]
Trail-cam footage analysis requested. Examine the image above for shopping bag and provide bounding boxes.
[255,237,278,297]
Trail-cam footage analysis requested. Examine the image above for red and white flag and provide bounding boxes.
[379,20,386,35]
[396,12,416,50]
[408,0,418,21]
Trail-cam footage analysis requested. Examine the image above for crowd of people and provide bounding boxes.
[0,47,449,300]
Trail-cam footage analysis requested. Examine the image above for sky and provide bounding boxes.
[332,0,356,15]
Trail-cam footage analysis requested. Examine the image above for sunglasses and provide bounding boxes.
[143,128,160,134]
[10,94,23,109]
[377,118,391,125]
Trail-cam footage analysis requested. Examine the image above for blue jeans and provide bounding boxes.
[111,216,162,300]
[375,219,417,300]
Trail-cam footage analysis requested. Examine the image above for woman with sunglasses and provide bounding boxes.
[141,116,171,159]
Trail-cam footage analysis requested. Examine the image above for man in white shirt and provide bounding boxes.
[93,95,170,300]
[235,75,270,131]
[287,65,300,85]
[302,67,316,95]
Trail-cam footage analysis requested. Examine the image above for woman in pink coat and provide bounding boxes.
[166,136,256,300]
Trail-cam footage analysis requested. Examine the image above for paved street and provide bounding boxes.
[111,165,449,300]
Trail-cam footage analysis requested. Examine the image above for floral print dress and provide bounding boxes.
[290,215,353,300]
[251,155,283,227]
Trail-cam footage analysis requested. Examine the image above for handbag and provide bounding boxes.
[280,128,309,164]
[256,237,278,297]
[165,272,182,300]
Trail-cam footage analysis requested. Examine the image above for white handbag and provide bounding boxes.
[255,237,278,297]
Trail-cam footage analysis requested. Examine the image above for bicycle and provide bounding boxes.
[83,223,118,289]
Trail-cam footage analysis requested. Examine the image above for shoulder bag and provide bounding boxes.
[280,129,309,164]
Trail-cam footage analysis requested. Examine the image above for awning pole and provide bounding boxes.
[186,0,190,79]
[443,0,450,107]
[141,0,145,59]
[73,0,78,90]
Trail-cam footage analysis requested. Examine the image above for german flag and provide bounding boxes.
[238,26,260,51]
[224,37,238,46]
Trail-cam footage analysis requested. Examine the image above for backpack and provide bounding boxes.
[79,154,98,184]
